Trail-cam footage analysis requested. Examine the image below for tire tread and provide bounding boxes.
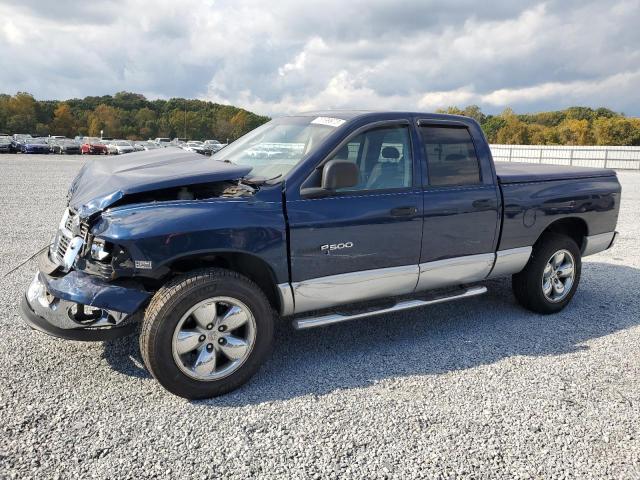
[512,233,581,314]
[140,268,273,398]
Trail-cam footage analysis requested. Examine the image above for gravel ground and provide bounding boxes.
[0,155,639,479]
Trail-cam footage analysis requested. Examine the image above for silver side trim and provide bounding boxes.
[292,265,419,315]
[416,253,495,291]
[487,246,532,279]
[293,286,487,330]
[582,231,616,257]
[277,282,295,317]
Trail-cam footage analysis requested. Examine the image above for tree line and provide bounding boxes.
[2,91,639,145]
[437,105,640,146]
[0,92,270,142]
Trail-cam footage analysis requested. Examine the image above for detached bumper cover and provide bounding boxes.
[21,269,151,341]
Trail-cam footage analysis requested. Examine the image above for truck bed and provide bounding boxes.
[495,162,616,184]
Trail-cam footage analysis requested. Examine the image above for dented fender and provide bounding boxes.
[91,186,289,283]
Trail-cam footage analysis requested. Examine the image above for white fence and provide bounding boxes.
[490,145,640,170]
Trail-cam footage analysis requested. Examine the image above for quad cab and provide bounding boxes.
[21,112,621,398]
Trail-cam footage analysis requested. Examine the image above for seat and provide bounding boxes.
[367,146,404,189]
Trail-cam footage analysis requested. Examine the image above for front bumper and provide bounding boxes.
[21,261,151,341]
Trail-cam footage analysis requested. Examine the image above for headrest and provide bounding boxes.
[381,146,400,159]
[334,144,350,160]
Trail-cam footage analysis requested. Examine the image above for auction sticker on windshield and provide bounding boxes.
[310,117,346,127]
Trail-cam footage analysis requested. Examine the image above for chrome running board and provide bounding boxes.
[292,285,487,330]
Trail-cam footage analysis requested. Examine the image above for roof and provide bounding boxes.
[293,110,475,123]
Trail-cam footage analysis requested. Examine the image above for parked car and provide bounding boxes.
[80,138,108,155]
[13,133,32,141]
[20,137,50,154]
[154,137,171,146]
[0,136,13,153]
[204,139,225,152]
[192,143,218,156]
[131,141,145,152]
[134,141,161,151]
[21,111,621,399]
[181,141,204,152]
[11,134,32,152]
[106,140,135,155]
[50,139,81,155]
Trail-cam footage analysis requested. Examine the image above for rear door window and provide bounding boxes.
[420,126,481,186]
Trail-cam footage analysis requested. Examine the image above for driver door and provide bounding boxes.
[285,121,424,313]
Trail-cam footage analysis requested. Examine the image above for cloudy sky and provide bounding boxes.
[1,0,640,115]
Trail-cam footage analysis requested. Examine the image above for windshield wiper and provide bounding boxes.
[242,173,283,186]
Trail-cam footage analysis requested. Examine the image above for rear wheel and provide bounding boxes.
[512,233,581,314]
[140,268,274,399]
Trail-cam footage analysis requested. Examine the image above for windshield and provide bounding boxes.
[212,116,340,178]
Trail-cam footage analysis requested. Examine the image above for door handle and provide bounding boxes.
[472,199,493,209]
[390,206,418,217]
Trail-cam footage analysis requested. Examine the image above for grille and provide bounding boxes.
[64,213,89,237]
[53,209,89,265]
[55,234,71,261]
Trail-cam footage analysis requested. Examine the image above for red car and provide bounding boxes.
[80,138,108,155]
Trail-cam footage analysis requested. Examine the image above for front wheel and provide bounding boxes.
[512,233,582,314]
[140,268,274,399]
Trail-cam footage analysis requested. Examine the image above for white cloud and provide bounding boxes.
[2,21,25,46]
[0,0,639,116]
[419,88,477,111]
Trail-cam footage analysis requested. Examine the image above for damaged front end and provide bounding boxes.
[21,208,151,341]
[21,149,264,341]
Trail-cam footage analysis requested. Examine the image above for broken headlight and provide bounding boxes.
[90,238,111,261]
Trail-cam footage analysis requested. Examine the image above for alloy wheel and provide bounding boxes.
[541,249,576,302]
[171,296,256,381]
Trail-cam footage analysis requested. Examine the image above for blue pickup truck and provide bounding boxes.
[21,112,621,398]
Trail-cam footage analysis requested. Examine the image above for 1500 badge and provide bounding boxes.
[321,242,354,254]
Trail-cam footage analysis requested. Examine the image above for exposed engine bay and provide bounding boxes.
[108,180,256,209]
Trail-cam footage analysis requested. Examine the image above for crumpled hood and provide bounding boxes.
[68,147,252,217]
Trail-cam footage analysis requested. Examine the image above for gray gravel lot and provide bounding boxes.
[0,155,639,479]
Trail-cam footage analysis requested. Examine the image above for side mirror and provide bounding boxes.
[300,159,359,198]
[321,159,359,190]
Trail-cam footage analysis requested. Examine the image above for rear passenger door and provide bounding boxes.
[416,121,500,289]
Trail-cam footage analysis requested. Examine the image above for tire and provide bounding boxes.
[512,233,582,314]
[140,268,274,399]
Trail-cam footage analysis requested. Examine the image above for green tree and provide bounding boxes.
[462,105,486,124]
[6,92,37,133]
[481,115,506,143]
[495,108,530,144]
[88,104,122,137]
[556,119,593,145]
[51,103,76,137]
[436,106,465,116]
[527,124,558,145]
[134,107,157,139]
[593,117,640,145]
